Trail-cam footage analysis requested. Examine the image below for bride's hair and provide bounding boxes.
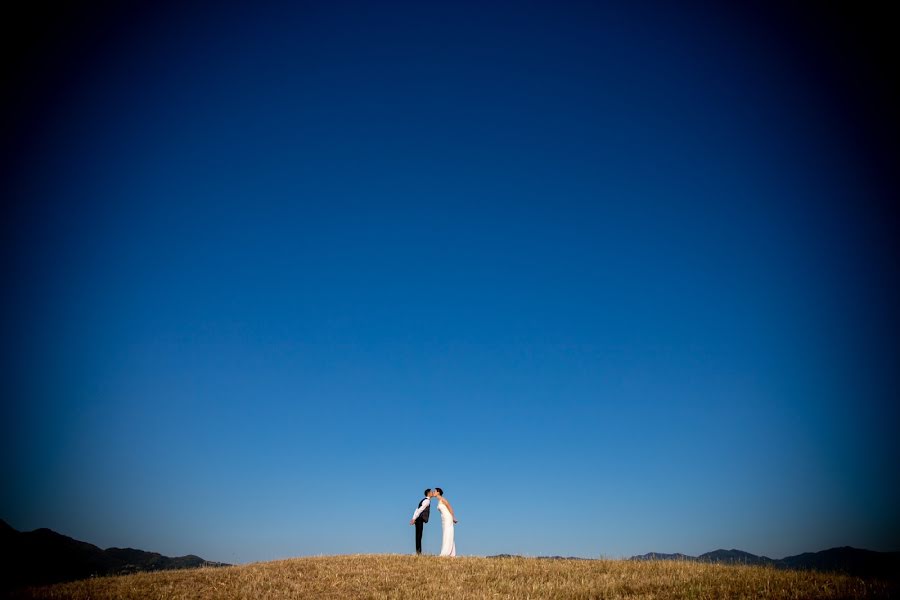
[435,487,443,496]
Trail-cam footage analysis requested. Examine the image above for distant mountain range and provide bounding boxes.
[490,547,900,579]
[0,519,229,590]
[631,548,775,566]
[633,547,900,578]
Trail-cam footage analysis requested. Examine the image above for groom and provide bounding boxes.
[409,488,433,554]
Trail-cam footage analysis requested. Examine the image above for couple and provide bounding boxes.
[409,487,457,556]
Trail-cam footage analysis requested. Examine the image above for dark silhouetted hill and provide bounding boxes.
[0,519,228,590]
[779,546,900,579]
[630,546,900,578]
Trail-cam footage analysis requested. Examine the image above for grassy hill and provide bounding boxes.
[12,554,899,599]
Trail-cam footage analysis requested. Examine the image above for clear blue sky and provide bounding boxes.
[2,1,898,564]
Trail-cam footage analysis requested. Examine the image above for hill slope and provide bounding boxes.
[13,554,899,600]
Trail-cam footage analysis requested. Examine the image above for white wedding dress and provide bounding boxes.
[437,499,456,557]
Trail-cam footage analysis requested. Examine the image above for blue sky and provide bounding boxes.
[2,1,898,563]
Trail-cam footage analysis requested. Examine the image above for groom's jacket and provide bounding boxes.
[413,497,430,523]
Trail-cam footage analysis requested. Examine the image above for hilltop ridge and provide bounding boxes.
[4,518,898,590]
[14,554,899,599]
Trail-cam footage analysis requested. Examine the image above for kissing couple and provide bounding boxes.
[409,487,458,556]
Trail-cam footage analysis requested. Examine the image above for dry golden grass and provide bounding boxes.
[13,554,897,600]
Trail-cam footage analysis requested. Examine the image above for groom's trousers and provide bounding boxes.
[415,519,424,554]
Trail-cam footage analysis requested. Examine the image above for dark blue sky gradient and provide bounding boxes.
[2,1,898,563]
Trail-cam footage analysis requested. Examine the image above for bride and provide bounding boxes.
[434,487,457,557]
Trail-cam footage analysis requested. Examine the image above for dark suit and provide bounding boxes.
[413,497,430,554]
